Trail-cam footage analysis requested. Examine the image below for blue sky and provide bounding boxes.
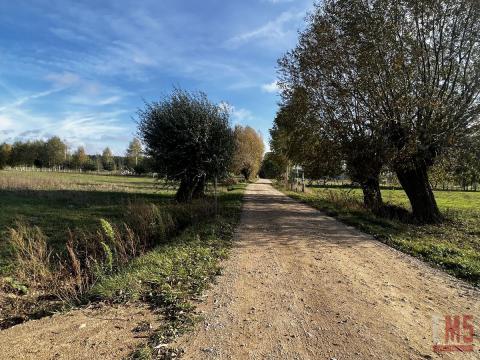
[0,0,312,155]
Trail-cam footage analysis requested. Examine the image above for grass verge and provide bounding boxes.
[276,184,480,287]
[91,187,244,359]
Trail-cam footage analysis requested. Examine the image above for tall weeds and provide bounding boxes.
[8,223,53,285]
[1,199,216,327]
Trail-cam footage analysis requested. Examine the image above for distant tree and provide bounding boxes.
[301,139,343,182]
[72,146,88,169]
[259,152,287,179]
[126,138,142,168]
[270,88,343,184]
[102,147,115,171]
[231,125,264,181]
[44,137,66,167]
[10,141,43,167]
[83,158,97,171]
[0,143,12,169]
[452,134,480,191]
[138,89,234,202]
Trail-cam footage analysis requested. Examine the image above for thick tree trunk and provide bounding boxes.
[395,163,442,223]
[360,177,383,211]
[192,175,206,199]
[241,168,251,181]
[175,176,198,203]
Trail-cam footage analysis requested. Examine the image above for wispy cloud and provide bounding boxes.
[0,1,312,153]
[0,106,131,154]
[225,10,304,48]
[0,87,66,112]
[262,0,295,3]
[45,72,80,87]
[50,27,88,42]
[220,101,255,124]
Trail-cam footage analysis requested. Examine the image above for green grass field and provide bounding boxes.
[281,185,480,286]
[0,171,175,273]
[313,186,480,211]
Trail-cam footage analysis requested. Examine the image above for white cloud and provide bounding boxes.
[0,87,65,112]
[261,80,279,93]
[69,95,122,106]
[225,10,304,48]
[0,115,13,128]
[50,27,88,42]
[0,106,131,154]
[45,72,80,87]
[220,101,255,124]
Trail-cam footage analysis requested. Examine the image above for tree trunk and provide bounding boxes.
[176,176,198,203]
[192,174,206,199]
[360,177,383,211]
[395,163,442,223]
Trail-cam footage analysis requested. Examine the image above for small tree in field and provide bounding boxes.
[72,146,88,170]
[102,147,115,171]
[231,125,264,181]
[126,138,142,168]
[44,136,66,167]
[0,143,12,169]
[138,89,234,202]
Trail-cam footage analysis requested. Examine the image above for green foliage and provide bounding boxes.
[276,0,480,222]
[100,218,115,242]
[3,277,28,295]
[101,147,115,171]
[259,152,287,180]
[71,146,88,169]
[0,143,12,169]
[137,88,234,202]
[44,136,66,167]
[126,138,143,169]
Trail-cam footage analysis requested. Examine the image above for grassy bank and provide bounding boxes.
[278,185,480,286]
[0,170,245,337]
[95,186,244,359]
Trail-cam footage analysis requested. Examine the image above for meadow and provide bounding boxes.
[0,171,173,272]
[281,185,480,286]
[0,170,245,339]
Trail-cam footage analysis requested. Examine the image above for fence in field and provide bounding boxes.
[1,166,156,178]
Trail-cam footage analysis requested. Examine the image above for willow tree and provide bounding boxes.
[231,125,264,181]
[138,89,234,202]
[378,0,480,222]
[280,0,480,222]
[277,8,390,210]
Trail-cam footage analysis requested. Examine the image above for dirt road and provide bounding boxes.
[0,304,159,359]
[174,180,479,359]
